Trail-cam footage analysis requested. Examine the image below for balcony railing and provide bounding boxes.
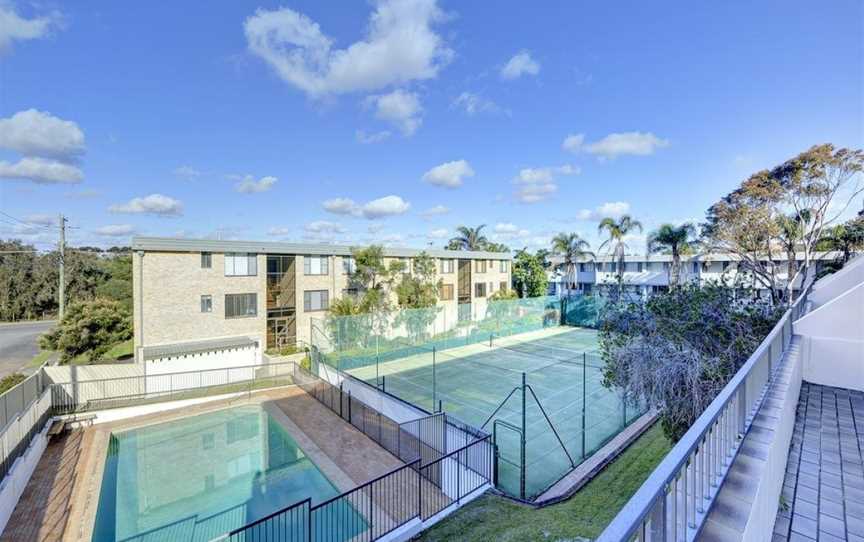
[597,284,813,542]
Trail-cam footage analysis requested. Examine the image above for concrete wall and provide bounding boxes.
[796,281,864,392]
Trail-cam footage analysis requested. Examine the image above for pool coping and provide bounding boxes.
[65,386,360,542]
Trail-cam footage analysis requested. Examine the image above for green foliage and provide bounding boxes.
[0,239,131,321]
[40,298,133,362]
[598,215,643,286]
[95,255,133,310]
[600,283,781,441]
[489,287,518,301]
[552,232,594,287]
[395,252,438,309]
[647,223,698,288]
[512,250,548,297]
[447,225,489,251]
[0,373,27,394]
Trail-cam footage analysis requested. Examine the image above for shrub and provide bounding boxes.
[40,298,133,363]
[600,283,781,441]
[0,373,26,394]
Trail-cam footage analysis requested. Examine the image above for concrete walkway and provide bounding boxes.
[773,383,864,542]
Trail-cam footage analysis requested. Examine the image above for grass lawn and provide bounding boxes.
[69,339,134,365]
[26,348,55,368]
[419,423,671,542]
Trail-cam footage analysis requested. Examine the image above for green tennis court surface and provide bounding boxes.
[337,325,645,500]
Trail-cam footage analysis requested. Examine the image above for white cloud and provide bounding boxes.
[323,197,360,216]
[561,133,585,153]
[367,223,385,234]
[234,175,277,193]
[94,224,137,237]
[493,223,530,240]
[419,205,449,219]
[564,132,670,159]
[0,157,83,184]
[422,160,474,188]
[361,195,410,219]
[173,165,201,180]
[267,226,290,236]
[365,89,423,136]
[355,130,391,144]
[303,221,347,242]
[322,195,411,219]
[500,51,540,80]
[428,228,449,239]
[109,194,183,217]
[0,4,63,52]
[513,164,580,204]
[243,0,452,98]
[575,201,631,221]
[0,110,85,161]
[23,214,56,226]
[452,92,506,116]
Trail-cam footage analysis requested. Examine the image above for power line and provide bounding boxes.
[0,210,54,230]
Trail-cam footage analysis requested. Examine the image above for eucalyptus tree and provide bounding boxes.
[551,232,594,291]
[597,215,643,288]
[447,225,489,251]
[646,223,698,288]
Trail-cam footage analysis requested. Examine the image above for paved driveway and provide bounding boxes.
[0,321,55,378]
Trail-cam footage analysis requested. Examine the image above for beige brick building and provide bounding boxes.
[131,237,512,362]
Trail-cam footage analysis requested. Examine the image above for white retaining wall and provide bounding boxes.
[796,281,864,392]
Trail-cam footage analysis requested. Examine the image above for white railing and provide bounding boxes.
[0,388,52,481]
[597,286,812,542]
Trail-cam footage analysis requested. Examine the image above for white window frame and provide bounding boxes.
[304,255,329,276]
[224,253,257,277]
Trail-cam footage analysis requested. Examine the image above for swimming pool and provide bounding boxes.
[92,405,364,542]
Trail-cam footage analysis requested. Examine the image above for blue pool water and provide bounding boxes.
[92,406,364,542]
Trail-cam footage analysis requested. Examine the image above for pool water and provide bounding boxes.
[92,406,362,542]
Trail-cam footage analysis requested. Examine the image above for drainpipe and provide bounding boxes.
[136,250,145,363]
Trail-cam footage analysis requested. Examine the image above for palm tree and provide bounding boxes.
[598,215,643,287]
[448,225,489,251]
[646,223,698,288]
[551,232,594,292]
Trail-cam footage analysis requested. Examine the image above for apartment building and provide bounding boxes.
[548,252,838,299]
[131,237,511,364]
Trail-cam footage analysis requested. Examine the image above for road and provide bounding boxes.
[0,321,55,379]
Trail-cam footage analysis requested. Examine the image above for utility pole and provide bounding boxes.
[58,213,67,320]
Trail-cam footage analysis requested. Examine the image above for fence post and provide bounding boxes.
[432,347,437,412]
[582,352,587,459]
[339,382,344,418]
[520,372,527,501]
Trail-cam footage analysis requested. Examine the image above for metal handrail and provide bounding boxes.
[597,281,813,542]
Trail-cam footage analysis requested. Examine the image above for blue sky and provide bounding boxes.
[0,0,861,252]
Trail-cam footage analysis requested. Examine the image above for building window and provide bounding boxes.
[304,290,329,311]
[304,255,329,276]
[499,260,508,273]
[342,256,356,274]
[499,281,508,291]
[201,252,212,269]
[579,263,586,273]
[692,262,699,274]
[224,253,257,276]
[475,282,486,298]
[440,284,454,301]
[200,295,212,313]
[475,260,487,273]
[722,261,731,272]
[225,293,257,319]
[637,262,643,272]
[440,259,455,274]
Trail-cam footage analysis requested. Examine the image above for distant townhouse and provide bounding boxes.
[131,237,511,366]
[548,252,839,299]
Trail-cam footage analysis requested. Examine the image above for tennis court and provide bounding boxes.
[311,297,645,500]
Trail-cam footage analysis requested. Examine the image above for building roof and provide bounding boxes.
[141,336,259,361]
[548,251,842,264]
[131,236,512,260]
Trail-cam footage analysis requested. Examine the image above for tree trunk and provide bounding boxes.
[670,249,680,289]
